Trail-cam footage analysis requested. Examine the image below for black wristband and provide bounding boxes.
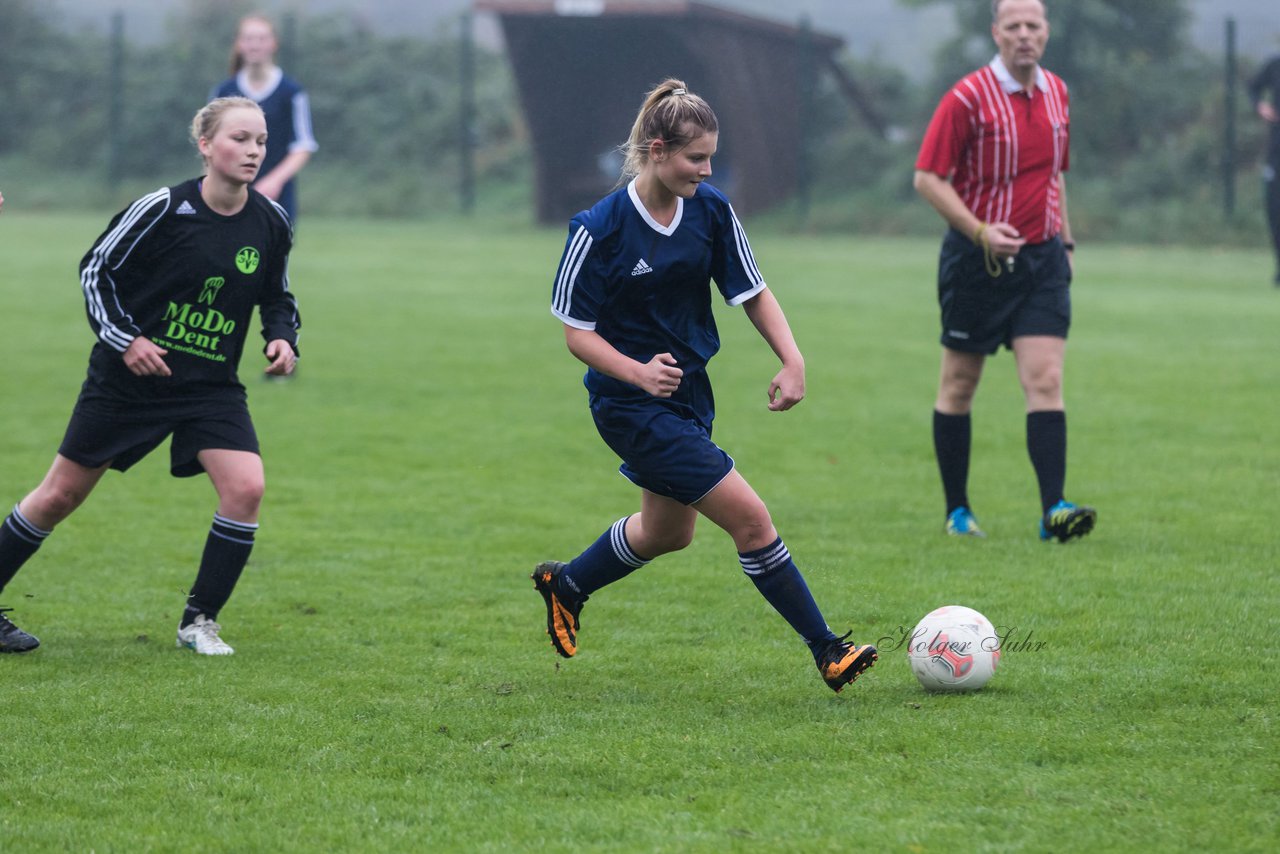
[1062,241,1075,251]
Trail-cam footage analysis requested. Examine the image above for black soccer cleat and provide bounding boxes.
[1039,500,1097,543]
[0,607,40,653]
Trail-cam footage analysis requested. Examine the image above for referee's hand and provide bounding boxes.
[123,336,171,377]
[985,222,1026,258]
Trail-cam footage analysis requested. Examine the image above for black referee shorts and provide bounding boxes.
[936,229,1071,354]
[58,394,260,478]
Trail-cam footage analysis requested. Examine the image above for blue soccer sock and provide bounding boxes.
[740,537,838,654]
[559,516,650,605]
[0,505,52,595]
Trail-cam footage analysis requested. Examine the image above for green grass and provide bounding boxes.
[1,212,1277,852]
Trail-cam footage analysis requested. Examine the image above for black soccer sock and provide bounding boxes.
[1026,410,1067,514]
[0,505,52,595]
[559,516,650,605]
[740,537,837,654]
[1264,165,1280,277]
[933,410,972,515]
[183,514,257,626]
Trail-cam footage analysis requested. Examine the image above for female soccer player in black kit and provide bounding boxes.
[0,97,300,655]
[1248,51,1280,285]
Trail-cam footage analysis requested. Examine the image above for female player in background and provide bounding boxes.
[532,79,877,693]
[212,13,318,223]
[0,97,300,655]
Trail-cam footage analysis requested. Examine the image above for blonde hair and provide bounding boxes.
[619,78,719,181]
[191,97,263,162]
[229,13,277,75]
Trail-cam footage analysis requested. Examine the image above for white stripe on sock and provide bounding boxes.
[609,516,648,568]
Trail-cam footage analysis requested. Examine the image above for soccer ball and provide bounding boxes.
[906,605,1000,693]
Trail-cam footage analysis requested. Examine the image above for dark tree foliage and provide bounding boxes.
[900,0,1212,170]
[0,0,108,163]
[1,0,1265,230]
[1,0,520,213]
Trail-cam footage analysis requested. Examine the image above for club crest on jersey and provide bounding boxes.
[199,277,225,305]
[631,258,654,277]
[236,246,260,275]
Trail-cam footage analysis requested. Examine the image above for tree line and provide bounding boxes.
[0,0,1270,240]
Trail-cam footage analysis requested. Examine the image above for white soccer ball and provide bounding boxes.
[907,605,1001,693]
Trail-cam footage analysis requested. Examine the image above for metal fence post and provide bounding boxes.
[108,10,125,189]
[1224,16,1237,218]
[460,10,477,215]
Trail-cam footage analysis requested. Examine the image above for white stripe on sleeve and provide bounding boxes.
[551,225,593,322]
[290,92,319,152]
[725,204,767,306]
[80,188,170,352]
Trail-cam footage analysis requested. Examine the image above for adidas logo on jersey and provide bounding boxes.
[631,258,654,277]
[176,201,198,215]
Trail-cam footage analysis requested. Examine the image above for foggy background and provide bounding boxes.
[54,0,1280,66]
[7,0,1277,243]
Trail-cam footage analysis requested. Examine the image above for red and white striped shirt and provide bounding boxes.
[916,56,1070,245]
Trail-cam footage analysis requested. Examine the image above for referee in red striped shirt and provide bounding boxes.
[913,0,1095,543]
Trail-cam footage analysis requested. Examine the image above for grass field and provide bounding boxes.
[1,212,1277,852]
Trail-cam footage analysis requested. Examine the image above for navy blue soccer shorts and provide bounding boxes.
[589,393,735,506]
[936,229,1072,354]
[58,395,260,478]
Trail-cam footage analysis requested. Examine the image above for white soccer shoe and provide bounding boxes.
[176,614,235,656]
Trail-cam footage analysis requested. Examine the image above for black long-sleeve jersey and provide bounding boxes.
[77,178,300,404]
[1248,55,1280,164]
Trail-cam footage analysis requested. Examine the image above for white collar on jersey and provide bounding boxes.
[236,65,284,102]
[627,178,683,236]
[989,55,1049,94]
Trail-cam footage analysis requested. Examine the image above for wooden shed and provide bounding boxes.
[474,0,870,222]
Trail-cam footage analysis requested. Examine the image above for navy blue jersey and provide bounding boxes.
[78,178,299,404]
[552,180,766,402]
[212,68,318,218]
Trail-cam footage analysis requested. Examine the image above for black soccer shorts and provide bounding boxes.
[59,395,260,478]
[936,229,1071,354]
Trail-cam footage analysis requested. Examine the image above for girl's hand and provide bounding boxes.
[264,339,297,375]
[768,362,805,411]
[636,353,683,398]
[123,336,172,377]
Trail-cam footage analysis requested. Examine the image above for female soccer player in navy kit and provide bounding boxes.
[532,79,877,693]
[0,97,300,655]
[212,14,318,223]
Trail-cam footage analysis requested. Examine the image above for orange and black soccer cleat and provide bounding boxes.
[531,561,582,658]
[817,633,878,693]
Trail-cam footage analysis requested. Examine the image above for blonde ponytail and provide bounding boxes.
[619,78,718,181]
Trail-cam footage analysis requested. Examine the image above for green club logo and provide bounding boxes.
[199,277,225,305]
[236,246,260,274]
